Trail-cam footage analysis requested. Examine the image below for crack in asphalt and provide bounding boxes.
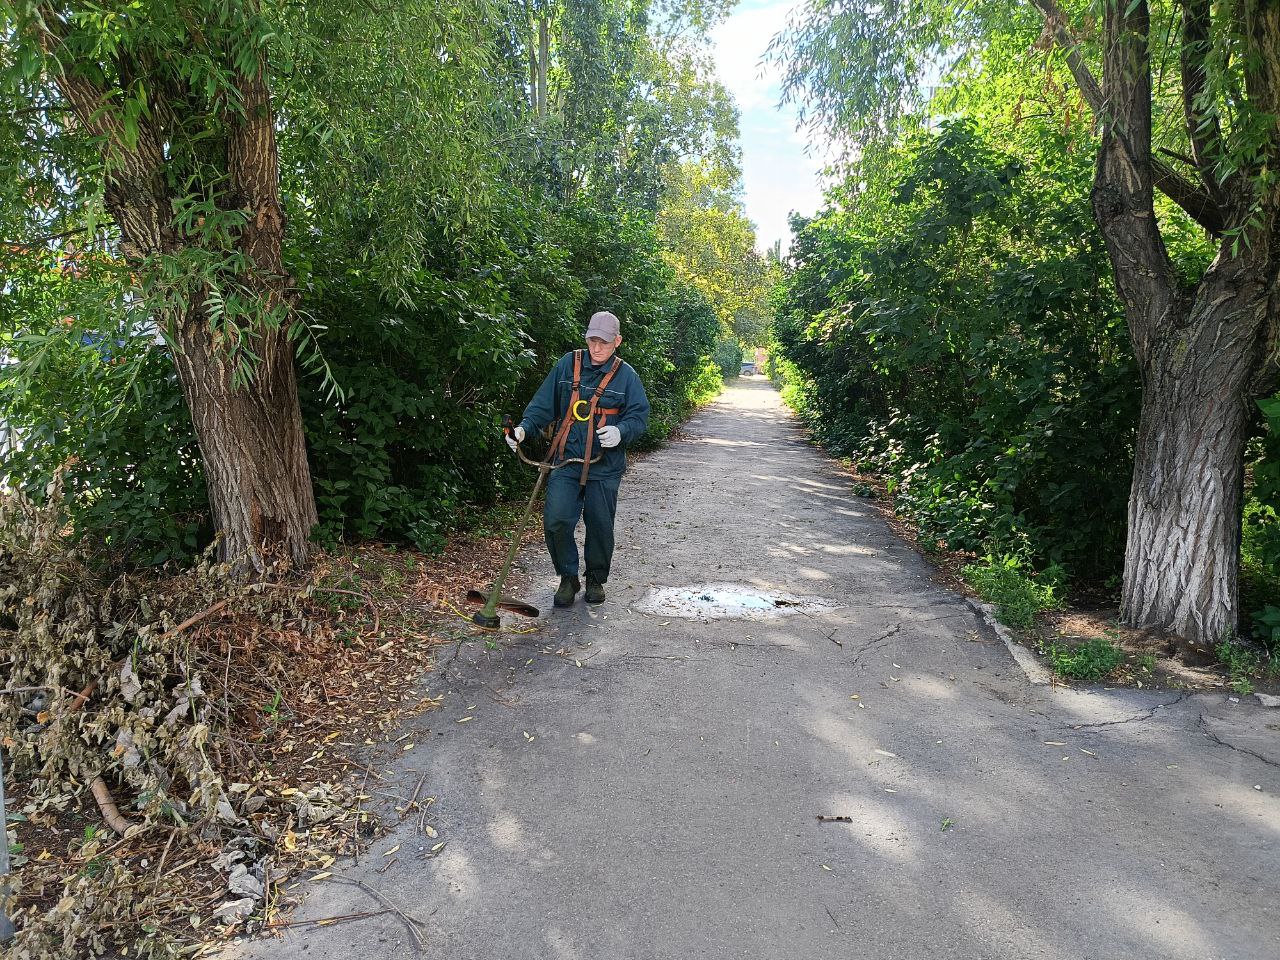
[1065,693,1190,731]
[848,622,902,664]
[1199,712,1280,770]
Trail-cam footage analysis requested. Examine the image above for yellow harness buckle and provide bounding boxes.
[572,399,591,422]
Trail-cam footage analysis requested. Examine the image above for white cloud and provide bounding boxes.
[710,0,832,252]
[740,138,827,253]
[709,0,798,112]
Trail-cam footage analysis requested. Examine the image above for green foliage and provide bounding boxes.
[712,339,743,379]
[1215,638,1276,697]
[1047,638,1125,683]
[1,0,741,562]
[1240,398,1280,640]
[772,0,1280,220]
[775,120,1139,579]
[0,319,208,565]
[1,0,353,392]
[1247,398,1280,548]
[964,556,1066,629]
[658,161,779,346]
[296,194,723,547]
[1250,606,1280,656]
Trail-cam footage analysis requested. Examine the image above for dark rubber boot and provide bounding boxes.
[584,578,605,605]
[554,576,580,608]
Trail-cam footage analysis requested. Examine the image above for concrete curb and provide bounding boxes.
[966,598,1055,686]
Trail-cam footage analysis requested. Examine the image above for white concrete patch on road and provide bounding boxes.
[633,583,840,621]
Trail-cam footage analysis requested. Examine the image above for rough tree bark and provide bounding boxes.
[1031,0,1280,645]
[169,62,318,571]
[1119,264,1273,644]
[37,15,318,572]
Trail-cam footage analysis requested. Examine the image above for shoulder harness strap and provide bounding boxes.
[579,356,623,487]
[546,350,583,465]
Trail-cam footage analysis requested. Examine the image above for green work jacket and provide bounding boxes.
[519,350,650,479]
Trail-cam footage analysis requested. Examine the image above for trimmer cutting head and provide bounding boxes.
[465,589,540,620]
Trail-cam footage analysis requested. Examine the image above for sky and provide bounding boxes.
[709,0,830,253]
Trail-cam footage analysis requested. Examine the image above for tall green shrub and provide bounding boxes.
[775,121,1140,579]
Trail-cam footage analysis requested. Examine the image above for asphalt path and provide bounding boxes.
[230,378,1280,960]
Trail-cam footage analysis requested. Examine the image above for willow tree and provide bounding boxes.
[4,0,317,571]
[775,0,1280,645]
[3,0,497,570]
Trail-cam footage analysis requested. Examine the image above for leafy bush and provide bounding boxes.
[1,195,724,562]
[1250,605,1280,655]
[963,555,1065,628]
[774,120,1141,583]
[1047,638,1125,682]
[0,322,209,565]
[295,195,723,548]
[713,338,743,379]
[1242,398,1280,634]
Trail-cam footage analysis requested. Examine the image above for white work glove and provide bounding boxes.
[506,425,525,452]
[596,425,621,448]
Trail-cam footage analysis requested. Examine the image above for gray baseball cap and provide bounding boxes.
[585,310,620,341]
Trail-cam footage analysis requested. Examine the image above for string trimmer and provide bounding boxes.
[465,415,600,629]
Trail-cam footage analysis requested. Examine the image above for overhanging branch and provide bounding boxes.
[1027,0,1226,235]
[1028,0,1103,113]
[1179,0,1227,206]
[1152,159,1226,234]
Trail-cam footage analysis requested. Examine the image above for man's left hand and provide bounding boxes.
[596,426,621,448]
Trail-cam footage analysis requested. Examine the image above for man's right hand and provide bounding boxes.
[506,424,526,452]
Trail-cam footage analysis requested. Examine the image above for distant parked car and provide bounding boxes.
[740,361,757,376]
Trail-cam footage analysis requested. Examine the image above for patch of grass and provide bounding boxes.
[963,556,1066,628]
[262,687,284,719]
[1136,653,1157,673]
[1215,638,1276,696]
[1047,637,1125,682]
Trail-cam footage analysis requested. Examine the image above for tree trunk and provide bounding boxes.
[1081,0,1275,644]
[170,309,317,571]
[1032,0,1280,644]
[42,18,319,572]
[537,16,550,118]
[1120,298,1263,645]
[180,56,318,571]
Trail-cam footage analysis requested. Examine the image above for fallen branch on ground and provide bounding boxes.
[89,777,133,835]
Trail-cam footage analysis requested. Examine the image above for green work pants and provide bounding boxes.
[543,468,622,583]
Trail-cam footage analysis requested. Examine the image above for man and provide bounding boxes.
[507,311,650,607]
